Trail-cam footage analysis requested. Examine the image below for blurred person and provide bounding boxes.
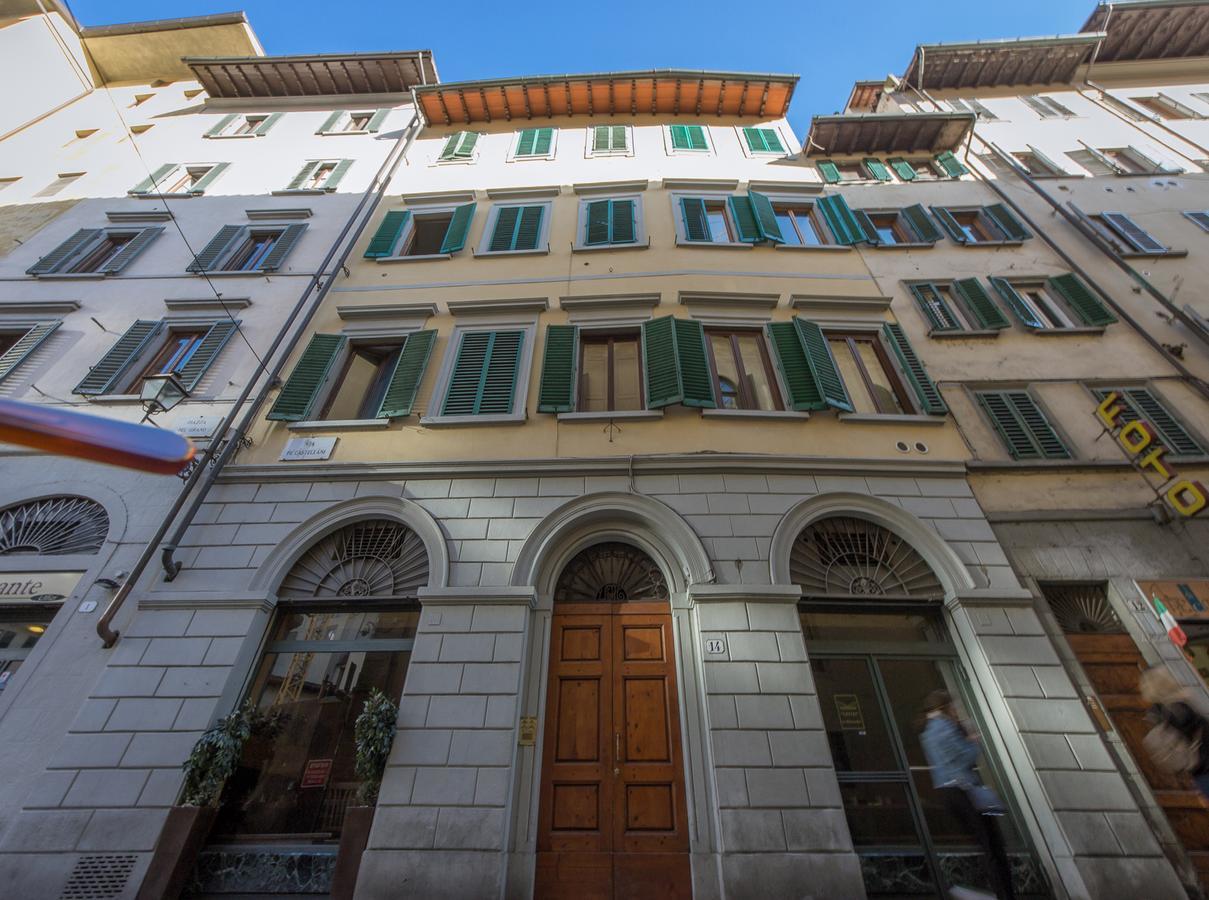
[1141,665,1209,801]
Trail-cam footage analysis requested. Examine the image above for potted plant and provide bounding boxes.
[330,688,398,900]
[137,701,283,900]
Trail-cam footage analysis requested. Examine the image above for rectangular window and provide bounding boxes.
[1066,149,1117,176]
[773,203,827,246]
[407,212,455,255]
[1093,387,1203,457]
[827,333,911,415]
[322,344,404,420]
[588,125,630,156]
[224,231,284,271]
[864,212,915,245]
[128,328,207,388]
[743,127,786,154]
[976,390,1070,459]
[514,127,555,159]
[579,333,642,412]
[1012,151,1065,177]
[1021,95,1076,118]
[933,205,1030,244]
[208,113,279,138]
[668,124,710,153]
[947,209,997,242]
[364,204,475,259]
[284,160,351,192]
[485,204,546,252]
[232,115,268,135]
[441,329,526,417]
[904,159,937,181]
[344,113,372,132]
[1003,281,1078,329]
[189,224,306,274]
[304,162,337,190]
[705,329,782,411]
[66,233,135,273]
[27,226,163,277]
[909,283,972,332]
[34,173,82,198]
[1131,95,1200,120]
[581,198,638,247]
[438,131,479,161]
[946,98,996,120]
[164,165,219,194]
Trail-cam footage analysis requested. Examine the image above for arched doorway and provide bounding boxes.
[210,519,428,843]
[536,542,692,899]
[795,516,1043,898]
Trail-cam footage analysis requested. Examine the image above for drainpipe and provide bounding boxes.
[96,111,423,647]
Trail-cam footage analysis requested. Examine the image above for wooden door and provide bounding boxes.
[536,602,691,900]
[1067,633,1209,889]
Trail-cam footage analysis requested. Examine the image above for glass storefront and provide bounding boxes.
[0,608,57,691]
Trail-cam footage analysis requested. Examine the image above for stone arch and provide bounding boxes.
[0,495,111,556]
[511,491,713,599]
[249,495,448,594]
[769,492,975,597]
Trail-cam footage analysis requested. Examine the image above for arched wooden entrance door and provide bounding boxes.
[536,542,692,899]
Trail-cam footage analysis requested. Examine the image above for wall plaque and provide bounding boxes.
[518,716,537,746]
[281,436,336,461]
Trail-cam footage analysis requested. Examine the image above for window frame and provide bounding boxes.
[769,200,832,246]
[124,326,210,391]
[663,124,713,156]
[825,329,916,415]
[574,194,645,250]
[388,203,463,259]
[316,338,409,422]
[1002,279,1082,330]
[1130,94,1201,120]
[702,327,785,412]
[508,127,558,162]
[577,330,645,413]
[738,125,790,158]
[283,159,349,193]
[934,206,1011,244]
[475,202,553,256]
[1184,211,1209,234]
[221,228,287,272]
[1021,94,1078,119]
[584,124,634,158]
[908,282,978,334]
[422,323,537,425]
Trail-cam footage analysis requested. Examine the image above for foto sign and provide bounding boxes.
[1096,392,1206,518]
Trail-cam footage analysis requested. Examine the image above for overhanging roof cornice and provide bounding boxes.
[185,51,438,98]
[1082,0,1209,62]
[901,33,1103,90]
[413,69,798,125]
[803,112,973,158]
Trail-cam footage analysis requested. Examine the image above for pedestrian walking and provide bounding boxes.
[1140,666,1209,801]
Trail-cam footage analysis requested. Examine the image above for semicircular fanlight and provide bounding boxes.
[791,516,943,599]
[278,520,429,598]
[1043,583,1124,634]
[555,542,669,603]
[0,496,109,556]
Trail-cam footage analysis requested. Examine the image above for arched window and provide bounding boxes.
[790,515,943,600]
[277,519,429,598]
[0,496,109,556]
[554,541,668,603]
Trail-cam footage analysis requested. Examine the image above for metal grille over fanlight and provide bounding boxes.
[0,496,109,556]
[791,516,943,599]
[555,542,669,603]
[1043,583,1124,634]
[278,520,429,598]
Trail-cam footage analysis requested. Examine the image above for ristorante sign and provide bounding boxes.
[1096,391,1207,518]
[0,572,84,604]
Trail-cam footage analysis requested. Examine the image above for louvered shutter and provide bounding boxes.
[365,109,390,132]
[817,160,841,184]
[1009,392,1069,458]
[480,331,524,414]
[935,150,968,178]
[27,228,102,275]
[889,158,917,181]
[989,277,1044,328]
[760,129,785,153]
[642,316,682,408]
[260,224,307,272]
[743,127,767,152]
[440,203,476,254]
[795,319,852,412]
[854,210,881,246]
[610,199,636,244]
[882,322,947,415]
[253,113,282,135]
[0,321,59,383]
[727,196,762,243]
[749,191,784,243]
[129,163,178,195]
[364,210,410,258]
[1183,211,1209,233]
[1021,96,1056,118]
[537,324,579,413]
[177,320,238,391]
[533,128,554,155]
[675,318,715,408]
[1101,213,1166,253]
[685,126,707,150]
[98,226,164,274]
[902,204,942,243]
[442,331,525,416]
[205,114,237,137]
[188,162,229,195]
[187,225,244,273]
[516,129,538,156]
[439,133,461,160]
[610,125,627,151]
[952,278,1010,329]
[593,126,611,152]
[1100,387,1202,456]
[816,195,866,245]
[1048,274,1117,326]
[73,319,161,396]
[286,162,319,191]
[585,200,611,245]
[984,203,1031,241]
[680,198,711,242]
[453,132,478,158]
[670,125,690,150]
[864,159,892,182]
[930,206,968,243]
[442,332,489,414]
[909,283,962,332]
[978,391,1069,459]
[266,333,346,421]
[377,329,436,418]
[766,321,825,410]
[316,111,344,134]
[514,206,543,250]
[322,159,353,191]
[489,207,521,251]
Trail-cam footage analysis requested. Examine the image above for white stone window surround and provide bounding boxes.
[473,201,554,257]
[572,194,647,251]
[379,201,465,261]
[669,190,750,248]
[735,124,792,159]
[662,123,715,156]
[583,124,635,159]
[420,320,538,426]
[506,127,559,162]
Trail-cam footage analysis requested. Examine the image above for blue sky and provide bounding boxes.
[72,0,1095,133]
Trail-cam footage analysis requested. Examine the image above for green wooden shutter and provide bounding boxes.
[610,199,636,244]
[901,204,942,243]
[1102,387,1203,456]
[260,224,307,272]
[533,128,554,155]
[99,226,164,274]
[253,113,282,135]
[930,206,968,243]
[188,162,229,195]
[27,228,102,275]
[889,158,917,181]
[480,330,525,414]
[935,150,968,178]
[439,133,461,160]
[585,200,611,245]
[364,210,411,258]
[816,195,866,245]
[187,225,244,273]
[205,114,237,137]
[440,203,476,254]
[177,320,238,391]
[377,330,436,418]
[322,159,353,191]
[0,321,59,383]
[453,131,478,158]
[749,191,784,243]
[267,333,346,421]
[516,128,537,156]
[670,125,690,150]
[489,207,521,251]
[864,158,892,182]
[1048,274,1117,326]
[365,109,390,132]
[685,125,708,150]
[854,210,881,246]
[795,319,853,412]
[984,203,1031,241]
[761,129,785,153]
[909,283,962,332]
[73,319,161,396]
[680,198,711,242]
[675,318,716,408]
[766,321,824,410]
[817,160,841,184]
[316,111,344,135]
[442,330,524,415]
[642,316,682,408]
[610,125,627,151]
[727,195,762,243]
[286,161,319,191]
[989,277,1044,329]
[978,391,1069,459]
[593,126,611,152]
[443,332,490,414]
[536,324,579,413]
[743,127,766,152]
[882,322,947,415]
[952,278,1010,329]
[129,163,178,195]
[514,206,543,250]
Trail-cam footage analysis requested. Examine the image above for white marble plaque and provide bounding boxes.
[280,436,337,461]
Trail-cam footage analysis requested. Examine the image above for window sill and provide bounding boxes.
[83,393,140,403]
[472,247,550,258]
[376,253,453,263]
[31,272,107,280]
[419,414,526,427]
[557,410,663,422]
[838,413,947,426]
[130,192,196,199]
[872,242,936,250]
[319,129,370,136]
[271,189,331,196]
[700,408,809,420]
[960,240,1026,248]
[929,328,1002,339]
[508,154,557,162]
[194,270,270,277]
[1120,249,1187,259]
[675,239,754,250]
[1030,326,1106,336]
[206,133,260,140]
[773,243,851,252]
[288,419,392,432]
[572,240,650,253]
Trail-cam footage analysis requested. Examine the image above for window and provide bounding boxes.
[73,319,237,397]
[26,227,163,276]
[1021,95,1076,118]
[438,131,479,162]
[667,124,710,153]
[1012,150,1066,177]
[932,204,1030,244]
[482,204,547,253]
[816,160,869,184]
[440,329,526,417]
[886,158,923,182]
[128,329,208,388]
[1088,213,1169,254]
[363,203,476,259]
[0,322,59,384]
[773,203,828,246]
[909,280,1010,333]
[1073,146,1178,176]
[996,282,1074,329]
[856,206,943,246]
[827,333,912,415]
[129,163,227,196]
[206,113,280,138]
[345,113,372,132]
[316,109,388,135]
[187,223,308,274]
[678,193,790,245]
[33,173,82,198]
[283,159,351,192]
[945,98,996,120]
[990,274,1117,329]
[587,125,630,156]
[579,197,639,247]
[512,127,556,159]
[1066,149,1116,176]
[322,344,404,419]
[1131,95,1200,120]
[742,127,786,155]
[225,232,280,271]
[165,165,220,194]
[705,329,782,411]
[1184,211,1209,233]
[579,333,642,412]
[410,213,457,254]
[976,390,1070,459]
[1092,387,1203,457]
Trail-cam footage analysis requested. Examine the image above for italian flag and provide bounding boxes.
[1154,595,1189,648]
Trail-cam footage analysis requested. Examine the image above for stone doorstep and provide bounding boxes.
[186,847,338,897]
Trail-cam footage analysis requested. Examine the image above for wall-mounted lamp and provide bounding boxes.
[140,374,188,422]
